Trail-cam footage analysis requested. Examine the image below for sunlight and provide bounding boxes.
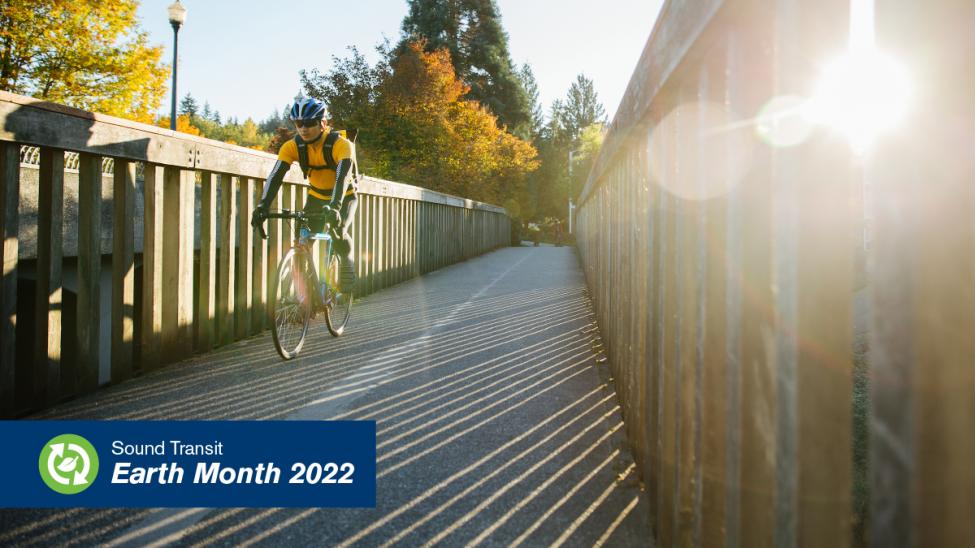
[804,0,911,152]
[803,50,911,152]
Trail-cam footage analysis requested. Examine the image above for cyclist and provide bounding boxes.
[251,96,357,295]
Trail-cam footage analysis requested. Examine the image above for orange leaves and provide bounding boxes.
[155,115,202,136]
[375,41,537,204]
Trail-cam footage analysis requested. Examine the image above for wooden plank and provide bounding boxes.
[736,144,776,548]
[236,177,253,339]
[656,187,677,548]
[179,170,194,352]
[111,158,136,382]
[266,189,281,328]
[196,171,217,352]
[76,153,102,393]
[368,195,378,293]
[353,190,364,291]
[216,174,237,347]
[252,180,267,333]
[645,144,661,530]
[34,147,64,406]
[700,41,733,548]
[160,167,193,362]
[141,164,164,370]
[0,142,20,416]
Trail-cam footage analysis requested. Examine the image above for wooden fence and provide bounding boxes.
[0,91,509,418]
[574,1,973,547]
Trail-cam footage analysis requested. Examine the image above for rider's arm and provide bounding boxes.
[258,139,298,209]
[258,160,289,209]
[329,158,353,210]
[328,137,355,210]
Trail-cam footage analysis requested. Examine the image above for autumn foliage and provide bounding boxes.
[0,0,168,123]
[311,42,537,207]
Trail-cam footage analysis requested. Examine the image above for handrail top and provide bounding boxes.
[2,90,506,214]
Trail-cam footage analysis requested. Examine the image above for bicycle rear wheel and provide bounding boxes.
[324,253,354,337]
[271,248,313,359]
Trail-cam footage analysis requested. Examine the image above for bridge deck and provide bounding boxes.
[1,245,651,546]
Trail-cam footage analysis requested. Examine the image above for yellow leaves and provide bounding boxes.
[0,0,168,122]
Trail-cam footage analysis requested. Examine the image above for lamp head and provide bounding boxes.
[168,1,187,28]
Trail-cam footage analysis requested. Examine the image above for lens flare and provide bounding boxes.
[755,95,816,148]
[804,51,911,151]
[649,101,756,201]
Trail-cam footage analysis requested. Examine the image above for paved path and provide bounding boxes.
[1,245,652,547]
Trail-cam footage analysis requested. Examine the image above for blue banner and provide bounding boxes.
[0,421,376,508]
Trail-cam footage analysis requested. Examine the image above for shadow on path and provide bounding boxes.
[1,246,652,547]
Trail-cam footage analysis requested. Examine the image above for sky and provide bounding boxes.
[136,0,664,124]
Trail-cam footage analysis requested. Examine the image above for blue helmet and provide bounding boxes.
[289,96,327,121]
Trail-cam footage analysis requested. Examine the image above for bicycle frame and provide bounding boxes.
[292,226,336,312]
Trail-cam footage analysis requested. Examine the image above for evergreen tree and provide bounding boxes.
[553,74,606,144]
[399,0,530,135]
[517,63,544,141]
[179,93,199,117]
[201,101,212,120]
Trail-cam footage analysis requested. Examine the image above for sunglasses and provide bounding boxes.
[293,119,322,128]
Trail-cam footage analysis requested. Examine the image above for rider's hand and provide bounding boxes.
[322,205,341,227]
[251,204,268,239]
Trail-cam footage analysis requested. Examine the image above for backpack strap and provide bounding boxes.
[294,134,311,179]
[321,130,341,171]
[293,130,345,179]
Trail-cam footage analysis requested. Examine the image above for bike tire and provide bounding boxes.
[325,253,354,337]
[270,248,312,359]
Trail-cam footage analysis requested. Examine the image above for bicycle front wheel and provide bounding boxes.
[270,247,313,359]
[325,253,354,337]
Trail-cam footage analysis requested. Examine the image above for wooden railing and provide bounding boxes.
[0,91,509,418]
[574,1,974,546]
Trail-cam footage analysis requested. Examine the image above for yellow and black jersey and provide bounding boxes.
[277,130,355,201]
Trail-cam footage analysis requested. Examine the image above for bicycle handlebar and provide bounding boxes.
[257,209,336,240]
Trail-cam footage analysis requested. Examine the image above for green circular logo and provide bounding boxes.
[38,434,99,494]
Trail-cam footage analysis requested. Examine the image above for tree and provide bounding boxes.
[529,75,607,219]
[552,74,606,144]
[179,93,199,117]
[381,42,538,203]
[301,45,389,133]
[0,0,169,122]
[517,64,544,141]
[399,0,531,135]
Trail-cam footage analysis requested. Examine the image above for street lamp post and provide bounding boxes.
[567,149,581,234]
[167,1,187,131]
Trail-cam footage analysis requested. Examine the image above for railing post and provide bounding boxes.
[0,142,20,416]
[197,171,217,352]
[216,173,237,346]
[251,179,267,333]
[236,177,253,339]
[111,158,136,382]
[76,153,102,393]
[142,164,164,370]
[161,166,194,363]
[35,147,64,406]
[265,189,281,329]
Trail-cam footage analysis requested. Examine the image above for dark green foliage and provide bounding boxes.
[179,93,199,117]
[398,0,531,135]
[517,63,544,141]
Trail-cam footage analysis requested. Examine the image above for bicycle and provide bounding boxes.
[259,210,355,359]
